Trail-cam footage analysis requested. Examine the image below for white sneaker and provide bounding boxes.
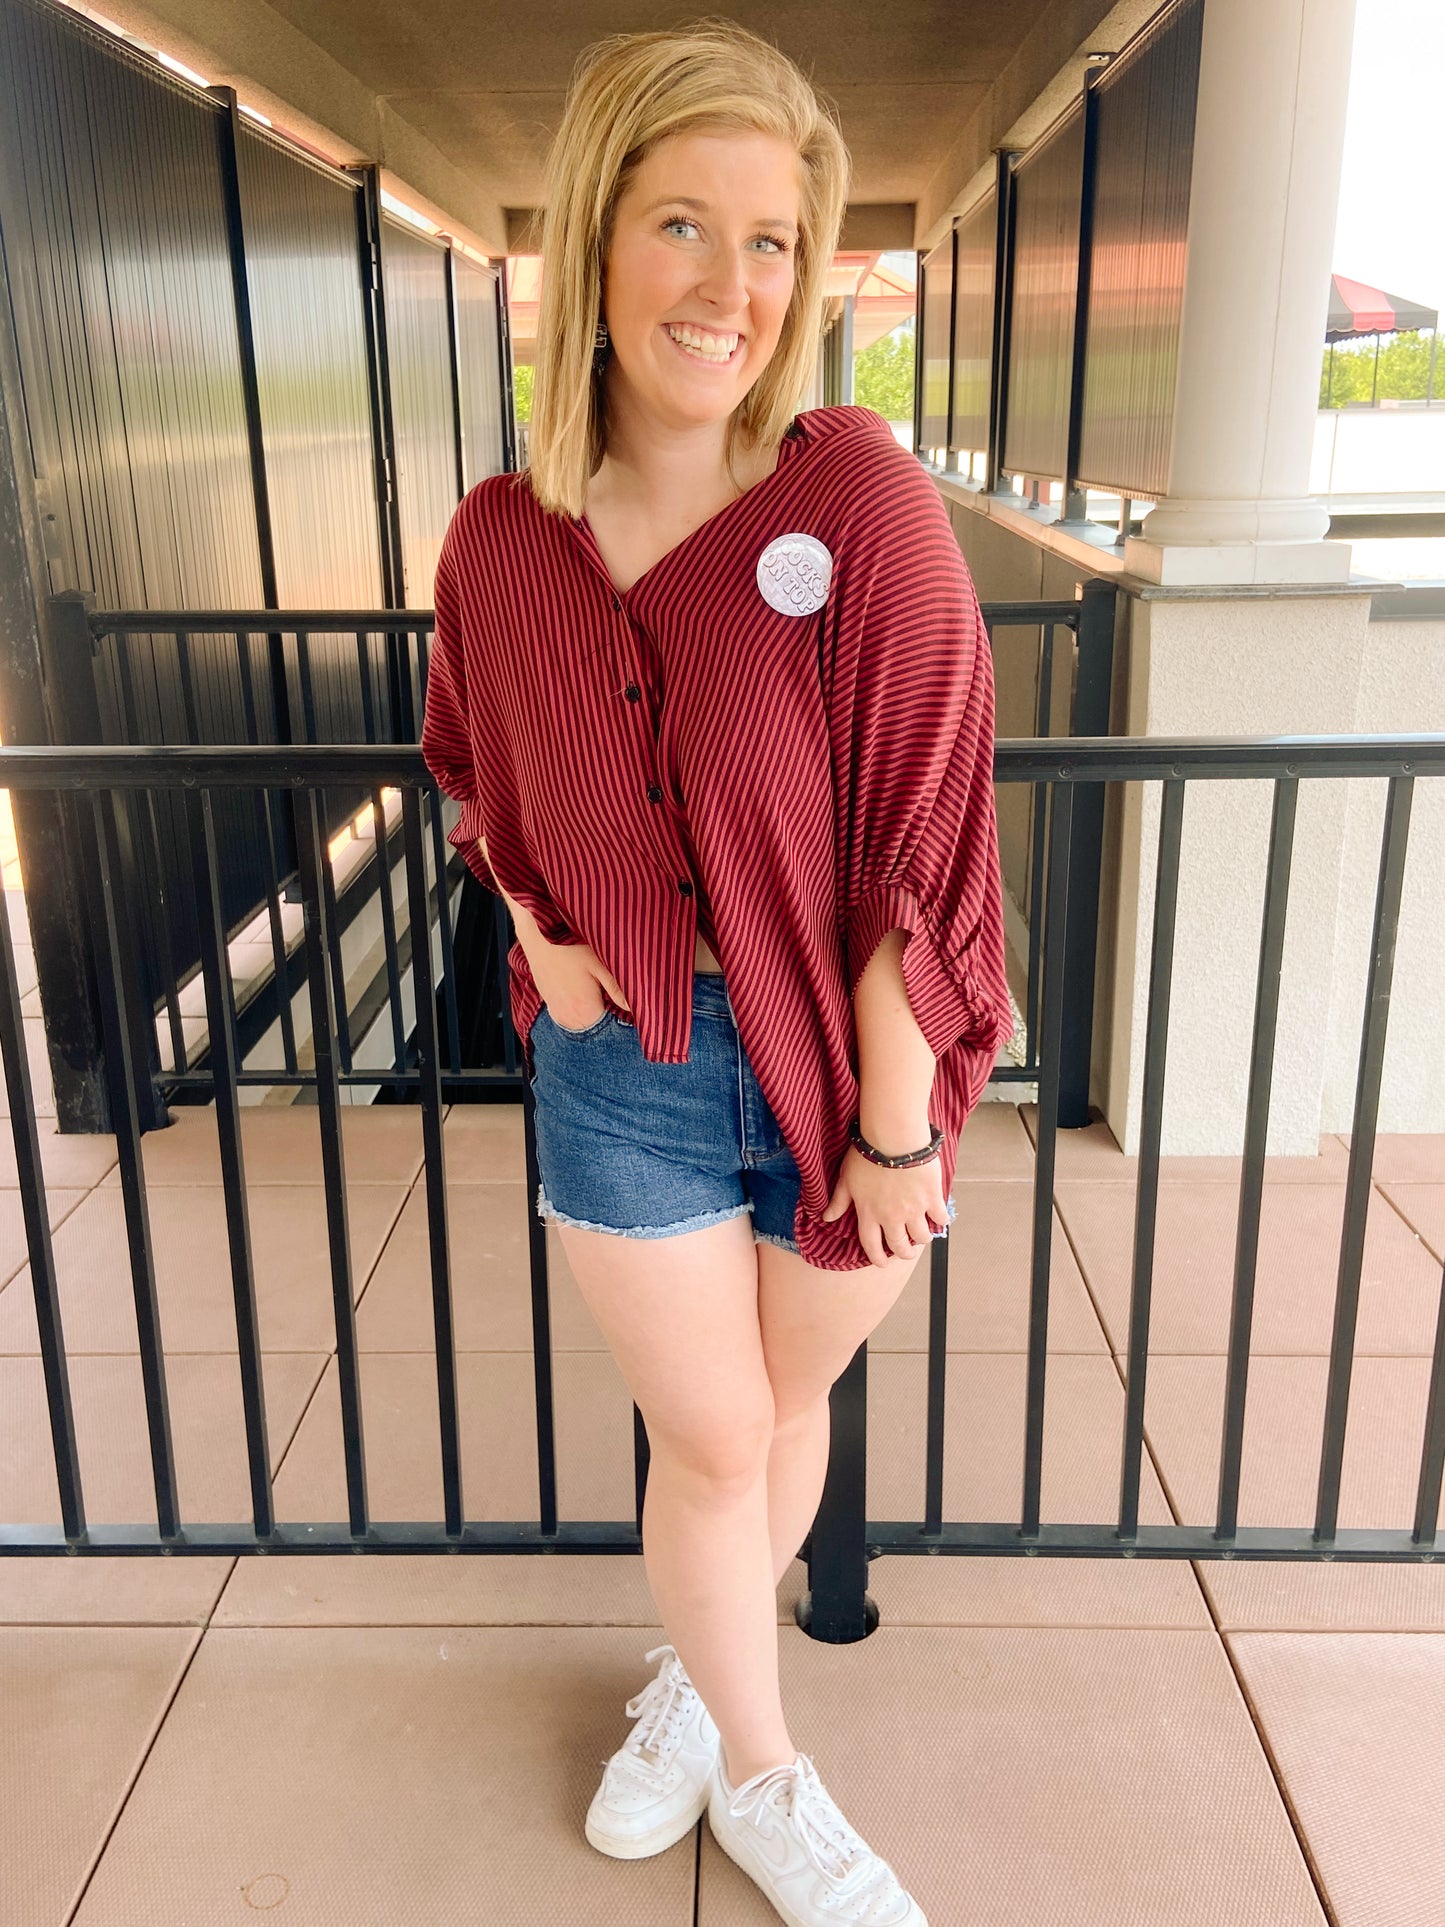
[584,1643,720,1859]
[709,1750,927,1926]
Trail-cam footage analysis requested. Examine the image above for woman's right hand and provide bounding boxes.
[525,933,631,1033]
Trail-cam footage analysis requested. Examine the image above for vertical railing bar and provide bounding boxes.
[144,783,188,1078]
[1118,778,1185,1538]
[427,798,463,1077]
[1023,623,1050,1072]
[401,788,463,1536]
[372,787,406,1069]
[1022,776,1075,1539]
[922,1223,950,1534]
[1412,1251,1445,1547]
[1316,773,1415,1542]
[294,788,369,1536]
[0,860,85,1538]
[88,789,181,1539]
[297,632,318,743]
[355,630,378,744]
[520,1061,559,1536]
[237,627,300,1076]
[175,630,200,742]
[186,787,274,1536]
[1216,776,1298,1540]
[633,1404,651,1542]
[317,797,355,1076]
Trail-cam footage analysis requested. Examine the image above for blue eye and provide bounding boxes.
[659,216,789,253]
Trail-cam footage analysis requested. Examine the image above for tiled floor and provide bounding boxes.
[3,911,1444,1921]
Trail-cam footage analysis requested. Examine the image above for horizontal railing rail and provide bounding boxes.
[1,733,1440,1650]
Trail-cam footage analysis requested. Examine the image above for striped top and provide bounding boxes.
[421,402,1012,1272]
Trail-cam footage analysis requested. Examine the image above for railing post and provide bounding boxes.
[796,1342,877,1642]
[1057,578,1116,1126]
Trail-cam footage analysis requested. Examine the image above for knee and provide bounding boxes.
[650,1396,777,1504]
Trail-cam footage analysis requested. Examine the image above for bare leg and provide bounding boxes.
[558,1213,797,1787]
[755,1239,924,1591]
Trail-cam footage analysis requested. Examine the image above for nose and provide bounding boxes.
[692,242,750,319]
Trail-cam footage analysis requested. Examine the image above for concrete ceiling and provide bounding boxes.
[95,0,1149,258]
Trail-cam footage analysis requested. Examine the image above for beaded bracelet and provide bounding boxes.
[847,1115,944,1169]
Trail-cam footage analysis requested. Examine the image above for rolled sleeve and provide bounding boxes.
[828,413,1013,1064]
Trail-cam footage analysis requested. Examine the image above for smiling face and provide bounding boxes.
[600,127,802,436]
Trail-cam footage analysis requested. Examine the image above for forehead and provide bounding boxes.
[623,128,802,210]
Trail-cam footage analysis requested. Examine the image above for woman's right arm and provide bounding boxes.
[478,832,631,1028]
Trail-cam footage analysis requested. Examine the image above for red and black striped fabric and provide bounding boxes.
[421,402,1012,1271]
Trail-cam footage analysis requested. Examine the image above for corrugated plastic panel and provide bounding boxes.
[1076,0,1204,496]
[949,191,996,456]
[918,232,954,450]
[382,216,459,608]
[1002,102,1084,481]
[235,125,383,608]
[454,256,506,490]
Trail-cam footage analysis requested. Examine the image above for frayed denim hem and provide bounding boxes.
[535,1183,754,1241]
[753,1231,804,1255]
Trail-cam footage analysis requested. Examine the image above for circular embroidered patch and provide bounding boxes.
[756,532,833,617]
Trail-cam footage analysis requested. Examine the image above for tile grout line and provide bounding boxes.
[59,1618,215,1927]
[1203,1611,1343,1927]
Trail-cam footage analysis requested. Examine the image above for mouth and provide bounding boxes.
[660,322,745,368]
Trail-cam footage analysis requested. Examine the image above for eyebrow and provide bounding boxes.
[641,194,799,234]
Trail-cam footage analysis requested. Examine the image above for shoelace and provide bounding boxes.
[605,1644,695,1794]
[727,1753,901,1903]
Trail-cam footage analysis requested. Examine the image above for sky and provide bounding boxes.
[1332,0,1443,313]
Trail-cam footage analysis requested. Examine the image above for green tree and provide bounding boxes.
[854,318,915,421]
[1320,329,1440,406]
[512,360,534,425]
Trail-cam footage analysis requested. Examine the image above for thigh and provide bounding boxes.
[558,1213,776,1478]
[756,1238,923,1426]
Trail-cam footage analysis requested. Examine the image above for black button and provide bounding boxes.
[624,683,642,702]
[646,784,664,804]
[677,879,693,897]
[611,594,622,611]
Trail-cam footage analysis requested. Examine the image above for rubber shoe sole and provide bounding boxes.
[585,1770,714,1860]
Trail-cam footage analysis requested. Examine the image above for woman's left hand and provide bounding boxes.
[822,1145,949,1268]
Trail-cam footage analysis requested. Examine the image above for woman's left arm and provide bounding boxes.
[823,930,949,1266]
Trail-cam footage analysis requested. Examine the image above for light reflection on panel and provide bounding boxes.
[454,257,506,490]
[236,127,383,607]
[383,217,459,608]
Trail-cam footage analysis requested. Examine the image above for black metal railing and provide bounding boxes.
[35,590,1114,1125]
[2,732,1441,1648]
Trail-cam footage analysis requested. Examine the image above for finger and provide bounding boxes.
[906,1212,936,1247]
[821,1187,848,1224]
[861,1219,890,1268]
[597,969,631,1010]
[882,1221,917,1261]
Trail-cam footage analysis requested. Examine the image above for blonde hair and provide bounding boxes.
[521,16,850,519]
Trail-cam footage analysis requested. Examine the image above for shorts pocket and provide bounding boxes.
[540,1005,616,1040]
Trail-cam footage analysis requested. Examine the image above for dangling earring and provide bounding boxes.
[592,317,610,376]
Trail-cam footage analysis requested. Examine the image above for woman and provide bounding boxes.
[421,20,1012,1926]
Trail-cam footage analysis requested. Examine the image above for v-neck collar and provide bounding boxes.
[569,415,810,603]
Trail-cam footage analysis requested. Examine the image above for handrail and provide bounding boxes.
[0,734,1438,789]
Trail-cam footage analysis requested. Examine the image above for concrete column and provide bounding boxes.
[1127,0,1358,585]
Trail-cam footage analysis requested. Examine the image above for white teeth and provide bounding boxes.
[664,323,738,362]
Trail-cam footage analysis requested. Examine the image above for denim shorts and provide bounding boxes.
[527,972,805,1252]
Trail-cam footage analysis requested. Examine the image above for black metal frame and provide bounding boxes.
[2,732,1441,1657]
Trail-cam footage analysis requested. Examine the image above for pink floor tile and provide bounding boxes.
[72,1625,696,1926]
[1135,1354,1441,1534]
[1231,1631,1445,1927]
[1054,1179,1441,1354]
